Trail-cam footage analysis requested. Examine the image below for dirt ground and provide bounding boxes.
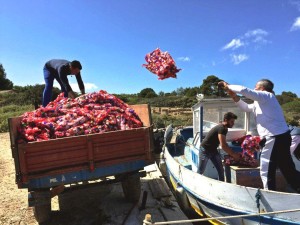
[0,132,36,224]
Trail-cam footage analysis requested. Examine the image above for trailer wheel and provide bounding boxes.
[121,174,141,202]
[32,190,51,223]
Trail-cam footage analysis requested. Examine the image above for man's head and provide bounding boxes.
[70,60,82,75]
[223,112,237,128]
[255,79,274,93]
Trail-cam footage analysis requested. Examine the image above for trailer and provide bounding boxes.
[8,104,153,223]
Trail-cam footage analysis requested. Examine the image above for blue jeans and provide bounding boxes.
[199,147,225,181]
[42,66,67,107]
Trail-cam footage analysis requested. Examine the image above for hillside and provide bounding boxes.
[0,85,299,132]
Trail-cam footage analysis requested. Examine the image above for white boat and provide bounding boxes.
[160,97,300,225]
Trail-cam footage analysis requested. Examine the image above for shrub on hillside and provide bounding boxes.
[0,104,34,132]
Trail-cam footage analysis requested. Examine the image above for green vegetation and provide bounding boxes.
[0,64,299,132]
[282,99,300,126]
[152,113,192,129]
[0,104,34,132]
[0,64,13,90]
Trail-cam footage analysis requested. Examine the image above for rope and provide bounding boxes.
[143,208,300,225]
[255,188,262,225]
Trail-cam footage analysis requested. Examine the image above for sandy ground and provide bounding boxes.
[0,132,38,225]
[0,133,33,224]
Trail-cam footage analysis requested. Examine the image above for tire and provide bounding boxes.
[121,174,141,202]
[175,186,190,212]
[32,190,51,223]
[58,194,68,212]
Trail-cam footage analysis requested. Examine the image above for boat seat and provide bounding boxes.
[174,156,192,170]
[224,165,289,191]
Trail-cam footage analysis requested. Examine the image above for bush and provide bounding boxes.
[0,104,34,132]
[282,99,300,126]
[152,113,192,129]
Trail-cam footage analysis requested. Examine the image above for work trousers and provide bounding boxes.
[199,147,225,181]
[260,131,300,191]
[42,66,67,107]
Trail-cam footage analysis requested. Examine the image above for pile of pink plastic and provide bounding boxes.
[224,135,261,167]
[18,91,143,142]
[241,135,261,158]
[142,48,181,80]
[224,153,259,168]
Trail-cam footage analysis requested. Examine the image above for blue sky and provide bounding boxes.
[1,0,300,97]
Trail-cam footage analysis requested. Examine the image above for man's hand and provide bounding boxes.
[231,152,241,162]
[227,90,237,98]
[218,81,229,90]
[68,91,76,99]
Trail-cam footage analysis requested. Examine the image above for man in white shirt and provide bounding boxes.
[218,79,300,192]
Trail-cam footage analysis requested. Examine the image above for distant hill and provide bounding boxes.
[0,84,299,132]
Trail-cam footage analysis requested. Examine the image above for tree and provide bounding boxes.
[170,90,177,96]
[0,64,13,90]
[276,91,298,105]
[138,88,157,98]
[176,87,185,96]
[199,75,225,97]
[158,91,165,96]
[185,88,198,97]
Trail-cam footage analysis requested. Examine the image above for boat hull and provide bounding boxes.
[163,146,300,225]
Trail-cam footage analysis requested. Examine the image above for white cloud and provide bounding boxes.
[245,29,268,38]
[177,56,190,62]
[71,83,98,92]
[222,29,269,51]
[244,29,269,44]
[54,82,98,92]
[231,54,249,65]
[222,38,244,50]
[291,17,300,31]
[220,28,268,65]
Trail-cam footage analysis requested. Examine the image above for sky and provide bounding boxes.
[0,0,300,97]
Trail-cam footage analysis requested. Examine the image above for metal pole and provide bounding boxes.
[200,103,203,142]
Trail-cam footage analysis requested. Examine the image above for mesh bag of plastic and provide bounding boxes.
[224,135,261,167]
[143,48,181,80]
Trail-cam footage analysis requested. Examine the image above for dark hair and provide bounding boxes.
[223,112,237,121]
[257,79,274,92]
[70,60,82,70]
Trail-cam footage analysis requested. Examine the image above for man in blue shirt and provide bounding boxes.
[42,59,85,107]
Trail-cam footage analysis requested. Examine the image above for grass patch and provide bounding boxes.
[0,104,34,132]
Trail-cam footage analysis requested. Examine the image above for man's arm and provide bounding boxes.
[227,89,254,112]
[219,81,254,112]
[58,66,77,99]
[219,81,268,102]
[218,134,241,161]
[58,66,73,94]
[75,73,85,95]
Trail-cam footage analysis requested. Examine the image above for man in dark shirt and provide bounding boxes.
[199,112,241,181]
[42,59,85,107]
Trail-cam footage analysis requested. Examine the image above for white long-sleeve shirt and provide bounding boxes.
[228,85,289,137]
